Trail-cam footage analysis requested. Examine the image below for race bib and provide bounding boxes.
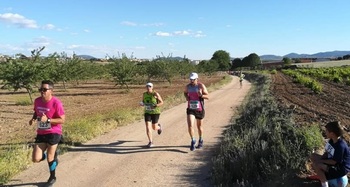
[145,104,154,111]
[37,121,51,130]
[189,100,200,109]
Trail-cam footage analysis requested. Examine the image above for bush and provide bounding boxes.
[211,73,323,186]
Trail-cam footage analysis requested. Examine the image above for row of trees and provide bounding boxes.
[0,47,260,102]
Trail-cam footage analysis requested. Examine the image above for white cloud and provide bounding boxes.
[25,36,51,49]
[174,30,190,36]
[84,29,90,33]
[154,30,206,38]
[42,24,55,30]
[156,31,172,37]
[0,13,38,28]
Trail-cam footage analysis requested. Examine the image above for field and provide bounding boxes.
[271,71,350,139]
[0,75,224,145]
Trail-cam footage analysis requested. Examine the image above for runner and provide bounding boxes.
[184,72,209,151]
[28,80,65,186]
[140,82,164,148]
[239,71,245,88]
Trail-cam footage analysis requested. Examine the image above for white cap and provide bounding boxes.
[189,72,198,80]
[146,82,153,87]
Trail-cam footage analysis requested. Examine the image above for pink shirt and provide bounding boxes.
[186,83,204,111]
[33,96,65,135]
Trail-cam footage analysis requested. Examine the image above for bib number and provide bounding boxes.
[189,100,200,109]
[37,121,51,130]
[144,104,154,112]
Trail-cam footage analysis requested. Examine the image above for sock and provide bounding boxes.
[48,160,57,179]
[321,181,328,187]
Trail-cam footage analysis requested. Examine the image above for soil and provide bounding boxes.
[270,72,350,140]
[2,71,350,186]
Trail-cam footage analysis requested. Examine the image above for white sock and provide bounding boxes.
[321,181,328,187]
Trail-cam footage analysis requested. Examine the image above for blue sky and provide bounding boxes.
[1,1,349,60]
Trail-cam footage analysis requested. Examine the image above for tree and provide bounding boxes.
[231,58,243,70]
[246,53,261,69]
[211,50,231,71]
[109,55,137,89]
[197,60,219,76]
[282,57,292,66]
[0,47,45,103]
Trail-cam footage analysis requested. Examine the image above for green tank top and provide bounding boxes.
[143,91,161,114]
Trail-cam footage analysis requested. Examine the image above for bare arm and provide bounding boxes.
[183,85,189,101]
[154,92,164,107]
[200,84,209,100]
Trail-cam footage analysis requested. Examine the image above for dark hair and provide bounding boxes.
[325,121,343,137]
[41,80,54,89]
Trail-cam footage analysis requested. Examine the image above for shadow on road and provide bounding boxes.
[67,140,188,154]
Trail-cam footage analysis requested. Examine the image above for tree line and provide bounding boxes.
[0,47,261,102]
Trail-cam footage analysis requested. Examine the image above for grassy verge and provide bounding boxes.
[211,73,324,186]
[0,75,232,185]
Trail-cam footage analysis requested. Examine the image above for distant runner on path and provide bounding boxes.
[184,72,209,151]
[140,82,164,148]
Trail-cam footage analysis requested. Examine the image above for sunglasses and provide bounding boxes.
[38,88,50,92]
[146,85,152,88]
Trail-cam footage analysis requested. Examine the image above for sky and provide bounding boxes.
[0,1,349,60]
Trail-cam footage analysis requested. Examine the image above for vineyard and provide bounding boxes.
[272,66,350,141]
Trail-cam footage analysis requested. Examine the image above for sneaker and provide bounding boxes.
[197,139,203,149]
[157,124,162,135]
[46,177,56,187]
[190,139,196,151]
[147,142,154,148]
[40,152,47,161]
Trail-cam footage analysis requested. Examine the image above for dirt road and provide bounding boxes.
[5,76,251,187]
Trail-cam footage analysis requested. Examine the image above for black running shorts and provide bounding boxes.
[35,134,62,145]
[186,108,205,119]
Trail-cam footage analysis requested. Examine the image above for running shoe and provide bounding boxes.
[147,142,154,148]
[197,139,203,149]
[46,177,56,187]
[157,124,162,135]
[190,139,196,151]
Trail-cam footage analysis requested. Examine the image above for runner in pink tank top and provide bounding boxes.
[184,72,209,151]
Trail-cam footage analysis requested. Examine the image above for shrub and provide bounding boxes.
[211,73,323,186]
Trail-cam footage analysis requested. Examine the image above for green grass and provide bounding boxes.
[14,97,32,106]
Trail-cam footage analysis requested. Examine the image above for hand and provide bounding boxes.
[139,101,144,106]
[41,113,48,122]
[29,119,36,125]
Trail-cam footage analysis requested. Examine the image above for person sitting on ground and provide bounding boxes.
[310,121,350,187]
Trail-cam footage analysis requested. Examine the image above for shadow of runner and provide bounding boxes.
[2,181,46,187]
[179,141,219,187]
[67,140,188,154]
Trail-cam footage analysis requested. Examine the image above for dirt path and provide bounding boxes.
[5,77,251,187]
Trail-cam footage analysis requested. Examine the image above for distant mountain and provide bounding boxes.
[77,55,96,60]
[260,50,350,60]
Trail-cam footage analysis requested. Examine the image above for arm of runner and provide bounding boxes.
[200,84,209,100]
[154,92,164,107]
[183,86,189,101]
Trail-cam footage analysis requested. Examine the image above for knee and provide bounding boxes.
[32,158,42,163]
